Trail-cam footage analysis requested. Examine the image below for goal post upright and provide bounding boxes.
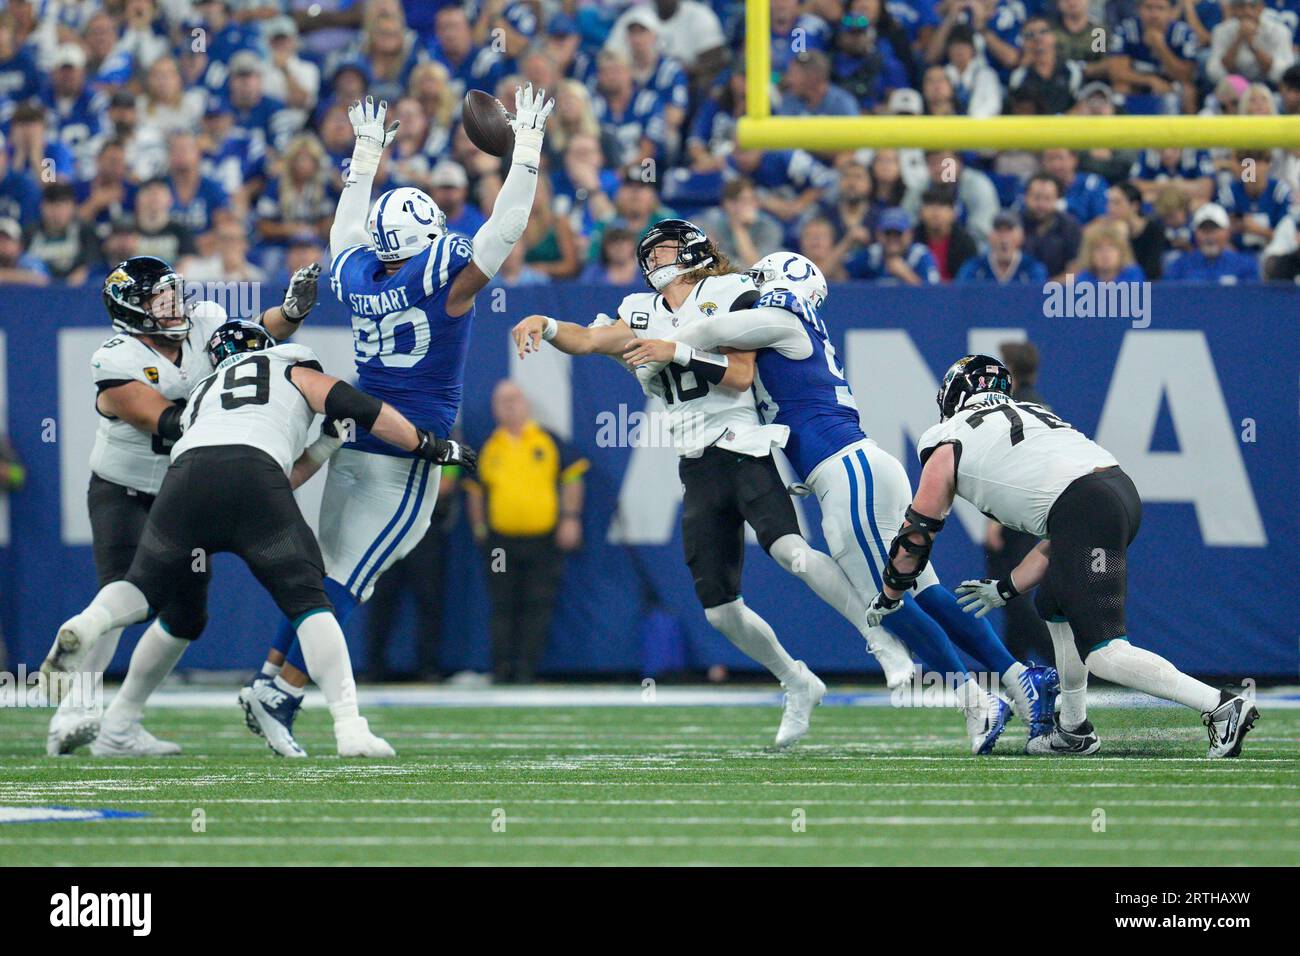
[736,0,1300,150]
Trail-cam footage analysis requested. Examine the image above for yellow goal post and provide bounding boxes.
[737,0,1300,150]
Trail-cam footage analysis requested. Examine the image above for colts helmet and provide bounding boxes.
[103,256,190,340]
[747,252,828,311]
[206,320,275,368]
[636,218,716,290]
[936,354,1013,421]
[368,187,447,263]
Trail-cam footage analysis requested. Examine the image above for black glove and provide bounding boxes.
[414,429,477,473]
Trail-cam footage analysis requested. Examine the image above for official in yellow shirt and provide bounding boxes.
[465,381,588,684]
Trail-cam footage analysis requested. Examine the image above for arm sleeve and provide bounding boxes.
[329,161,375,255]
[470,159,540,280]
[664,305,814,359]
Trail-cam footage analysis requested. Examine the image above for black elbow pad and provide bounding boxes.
[324,381,383,432]
[157,401,186,442]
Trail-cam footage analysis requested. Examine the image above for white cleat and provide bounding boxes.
[865,627,914,690]
[40,609,109,704]
[1025,715,1101,756]
[45,714,100,756]
[335,716,396,758]
[965,693,1012,755]
[775,661,826,749]
[1204,692,1259,759]
[89,720,182,757]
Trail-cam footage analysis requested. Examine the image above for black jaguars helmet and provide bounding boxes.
[102,256,190,340]
[936,354,1013,421]
[206,320,275,368]
[636,218,717,290]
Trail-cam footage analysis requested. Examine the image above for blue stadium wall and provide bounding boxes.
[0,283,1295,679]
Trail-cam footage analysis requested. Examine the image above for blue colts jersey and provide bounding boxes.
[751,288,865,481]
[330,234,475,456]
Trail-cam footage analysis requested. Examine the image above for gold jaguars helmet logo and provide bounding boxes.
[106,267,132,299]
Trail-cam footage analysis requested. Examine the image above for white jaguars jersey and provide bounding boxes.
[172,343,321,475]
[918,395,1118,536]
[87,302,230,495]
[616,273,788,457]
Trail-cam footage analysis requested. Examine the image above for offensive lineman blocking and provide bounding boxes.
[870,355,1259,758]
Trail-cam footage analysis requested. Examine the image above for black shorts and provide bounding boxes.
[126,445,330,640]
[88,474,155,588]
[1033,466,1143,656]
[678,446,800,609]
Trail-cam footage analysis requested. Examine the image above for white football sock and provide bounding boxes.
[56,626,123,717]
[273,674,305,699]
[769,533,912,662]
[1046,620,1089,729]
[955,674,985,712]
[260,661,282,680]
[294,611,359,724]
[704,597,800,685]
[103,621,189,726]
[1085,639,1221,713]
[89,580,151,630]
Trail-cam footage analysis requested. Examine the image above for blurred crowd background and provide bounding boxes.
[2,0,1300,292]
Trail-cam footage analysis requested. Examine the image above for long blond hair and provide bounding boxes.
[1071,221,1135,276]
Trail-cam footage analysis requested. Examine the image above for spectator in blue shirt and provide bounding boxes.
[225,51,294,156]
[45,44,106,173]
[1110,0,1200,114]
[165,132,228,244]
[430,160,488,236]
[625,11,690,157]
[776,51,862,117]
[1164,202,1261,282]
[0,131,42,227]
[7,103,77,183]
[1218,150,1293,252]
[846,206,941,284]
[592,49,666,167]
[770,0,833,75]
[0,216,49,286]
[1130,147,1217,205]
[429,5,504,99]
[0,15,42,125]
[956,211,1050,285]
[832,1,910,109]
[1042,148,1108,224]
[1071,222,1147,284]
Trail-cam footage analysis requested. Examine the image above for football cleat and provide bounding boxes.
[40,609,110,704]
[1013,664,1060,737]
[335,716,396,758]
[967,694,1012,755]
[775,661,826,749]
[865,629,915,691]
[1203,691,1258,759]
[238,679,307,758]
[45,714,100,756]
[89,720,181,757]
[1025,715,1101,755]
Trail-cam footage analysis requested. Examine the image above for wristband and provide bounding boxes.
[672,342,693,366]
[998,576,1020,602]
[541,316,558,341]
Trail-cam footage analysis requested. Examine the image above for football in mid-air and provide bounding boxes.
[462,90,514,158]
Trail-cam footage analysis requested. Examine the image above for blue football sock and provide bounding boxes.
[884,598,969,679]
[916,584,1017,676]
[283,578,359,676]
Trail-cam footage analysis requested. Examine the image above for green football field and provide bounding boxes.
[1,694,1297,867]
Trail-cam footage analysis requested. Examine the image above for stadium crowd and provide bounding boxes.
[2,0,1300,290]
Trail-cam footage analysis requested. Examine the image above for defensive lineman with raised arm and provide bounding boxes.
[869,355,1259,758]
[622,253,1057,754]
[240,90,551,756]
[512,223,910,749]
[43,320,468,757]
[46,255,322,757]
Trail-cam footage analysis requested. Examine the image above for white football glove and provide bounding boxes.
[864,591,903,629]
[954,578,1019,618]
[348,96,400,175]
[281,262,321,320]
[510,83,555,167]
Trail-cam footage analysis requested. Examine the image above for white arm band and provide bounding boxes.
[541,316,559,341]
[329,158,375,254]
[470,160,539,280]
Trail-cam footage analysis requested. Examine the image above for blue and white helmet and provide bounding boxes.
[367,187,447,263]
[747,252,828,311]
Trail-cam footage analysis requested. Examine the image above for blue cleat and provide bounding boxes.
[238,677,306,758]
[969,694,1013,755]
[1018,665,1060,740]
